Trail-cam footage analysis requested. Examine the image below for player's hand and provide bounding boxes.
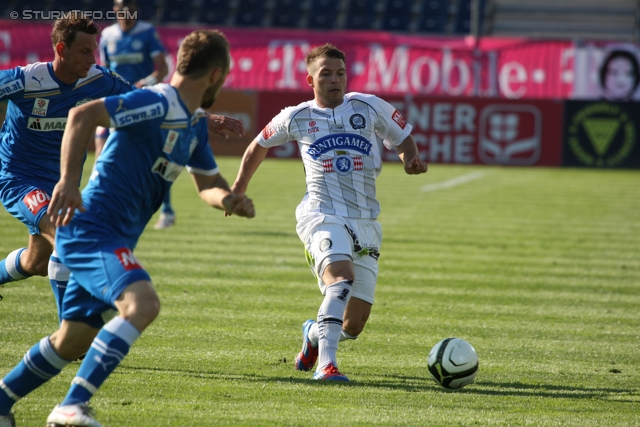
[223,193,255,218]
[205,113,246,139]
[404,155,428,175]
[47,181,86,227]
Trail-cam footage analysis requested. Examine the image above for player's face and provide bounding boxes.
[201,68,229,108]
[604,57,636,100]
[308,57,346,109]
[61,32,98,80]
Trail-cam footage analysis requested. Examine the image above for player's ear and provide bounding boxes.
[55,42,66,58]
[306,74,314,88]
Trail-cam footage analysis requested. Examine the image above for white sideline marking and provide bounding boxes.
[421,171,486,193]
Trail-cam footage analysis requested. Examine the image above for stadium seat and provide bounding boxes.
[380,0,414,32]
[198,0,232,25]
[234,0,265,27]
[50,0,90,11]
[345,0,377,31]
[416,0,449,33]
[271,0,303,28]
[162,0,193,23]
[306,0,340,29]
[454,0,486,34]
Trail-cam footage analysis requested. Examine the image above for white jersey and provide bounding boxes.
[257,92,412,220]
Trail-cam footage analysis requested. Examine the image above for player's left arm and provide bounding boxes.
[395,135,428,175]
[135,52,169,88]
[48,100,111,226]
[190,172,255,218]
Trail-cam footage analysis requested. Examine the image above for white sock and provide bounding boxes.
[316,280,352,371]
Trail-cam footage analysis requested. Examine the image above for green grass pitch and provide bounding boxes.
[1,156,639,426]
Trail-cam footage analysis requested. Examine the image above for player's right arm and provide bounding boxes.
[231,138,270,195]
[48,100,111,226]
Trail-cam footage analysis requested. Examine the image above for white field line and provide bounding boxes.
[421,171,486,192]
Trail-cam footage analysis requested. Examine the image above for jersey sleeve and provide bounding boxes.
[0,67,25,103]
[104,89,167,134]
[256,107,296,148]
[373,96,412,149]
[147,27,166,57]
[186,115,219,175]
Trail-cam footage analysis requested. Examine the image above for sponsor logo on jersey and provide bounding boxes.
[76,98,92,106]
[0,79,24,97]
[27,117,67,131]
[391,109,407,129]
[307,133,372,160]
[114,248,143,271]
[329,124,345,132]
[111,52,144,64]
[262,121,276,140]
[349,114,366,129]
[114,102,164,127]
[163,130,179,154]
[22,189,50,214]
[312,108,332,118]
[31,76,45,86]
[32,98,50,116]
[478,105,541,165]
[308,126,319,134]
[151,157,184,182]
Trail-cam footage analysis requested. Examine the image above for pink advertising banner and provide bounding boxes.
[0,21,576,99]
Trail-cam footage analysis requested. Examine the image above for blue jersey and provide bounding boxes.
[75,84,218,248]
[0,62,136,182]
[100,21,166,84]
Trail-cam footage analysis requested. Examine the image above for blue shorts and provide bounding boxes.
[56,220,151,328]
[0,174,54,235]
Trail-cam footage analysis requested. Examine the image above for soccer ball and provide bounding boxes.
[427,338,479,389]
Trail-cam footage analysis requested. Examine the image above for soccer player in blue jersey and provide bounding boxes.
[0,17,137,321]
[0,29,254,427]
[96,0,177,230]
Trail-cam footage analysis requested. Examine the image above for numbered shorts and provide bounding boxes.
[56,220,151,329]
[296,214,382,304]
[0,174,53,234]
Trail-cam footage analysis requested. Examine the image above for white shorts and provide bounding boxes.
[296,214,382,304]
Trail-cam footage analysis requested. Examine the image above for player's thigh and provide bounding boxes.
[350,219,382,304]
[0,177,55,235]
[57,224,152,328]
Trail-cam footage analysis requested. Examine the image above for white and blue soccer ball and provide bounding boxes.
[427,338,479,389]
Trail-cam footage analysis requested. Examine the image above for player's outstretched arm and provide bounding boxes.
[396,135,428,175]
[231,138,269,194]
[48,101,112,226]
[191,172,255,218]
[205,113,246,140]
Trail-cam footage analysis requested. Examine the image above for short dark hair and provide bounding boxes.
[599,49,640,91]
[51,17,100,48]
[176,30,230,79]
[113,0,138,10]
[305,43,346,70]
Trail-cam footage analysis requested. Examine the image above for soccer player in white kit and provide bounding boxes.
[232,43,428,381]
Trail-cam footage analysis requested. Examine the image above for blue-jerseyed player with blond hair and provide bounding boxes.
[0,29,254,427]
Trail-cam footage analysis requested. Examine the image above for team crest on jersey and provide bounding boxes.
[307,133,372,160]
[163,130,179,154]
[32,98,49,116]
[114,248,143,271]
[76,98,92,106]
[22,189,51,214]
[323,154,363,175]
[152,157,184,182]
[132,39,144,50]
[349,114,366,130]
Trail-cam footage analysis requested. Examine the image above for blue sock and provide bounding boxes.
[61,317,140,406]
[0,337,71,416]
[0,248,30,285]
[162,191,173,214]
[48,251,69,323]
